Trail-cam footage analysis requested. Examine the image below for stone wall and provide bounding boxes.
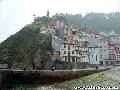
[0,68,110,89]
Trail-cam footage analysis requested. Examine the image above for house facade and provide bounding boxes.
[107,40,116,65]
[99,40,109,66]
[88,46,99,67]
[114,43,120,64]
[40,18,120,68]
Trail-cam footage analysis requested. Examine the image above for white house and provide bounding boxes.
[88,46,100,67]
[99,39,109,66]
[88,38,109,66]
[88,38,100,67]
[78,47,89,63]
[52,35,82,63]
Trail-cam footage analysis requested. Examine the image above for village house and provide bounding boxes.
[114,43,120,65]
[88,38,100,67]
[40,17,120,68]
[107,40,116,65]
[110,35,120,44]
[88,46,99,67]
[80,47,89,65]
[52,38,82,64]
[87,37,110,67]
[52,24,82,64]
[99,40,109,66]
[51,21,110,67]
[40,25,56,35]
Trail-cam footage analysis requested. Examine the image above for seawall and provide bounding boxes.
[0,68,110,89]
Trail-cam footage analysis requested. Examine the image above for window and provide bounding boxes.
[96,55,97,61]
[68,51,70,56]
[72,57,75,63]
[65,57,67,61]
[64,44,66,48]
[68,45,70,50]
[92,55,93,57]
[72,51,74,54]
[64,51,66,54]
[100,61,103,65]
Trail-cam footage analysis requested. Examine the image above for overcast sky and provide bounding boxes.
[0,0,120,42]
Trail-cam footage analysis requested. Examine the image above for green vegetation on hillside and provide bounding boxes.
[53,12,120,33]
[1,12,120,69]
[0,17,51,69]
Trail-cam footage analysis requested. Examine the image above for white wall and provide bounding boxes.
[88,47,100,65]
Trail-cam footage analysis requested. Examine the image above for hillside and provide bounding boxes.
[0,12,120,69]
[0,17,52,69]
[53,12,120,33]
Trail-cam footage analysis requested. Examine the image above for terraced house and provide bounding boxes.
[51,21,99,65]
[52,25,83,64]
[50,19,109,67]
[40,18,120,67]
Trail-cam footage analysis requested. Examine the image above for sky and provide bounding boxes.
[0,0,120,42]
